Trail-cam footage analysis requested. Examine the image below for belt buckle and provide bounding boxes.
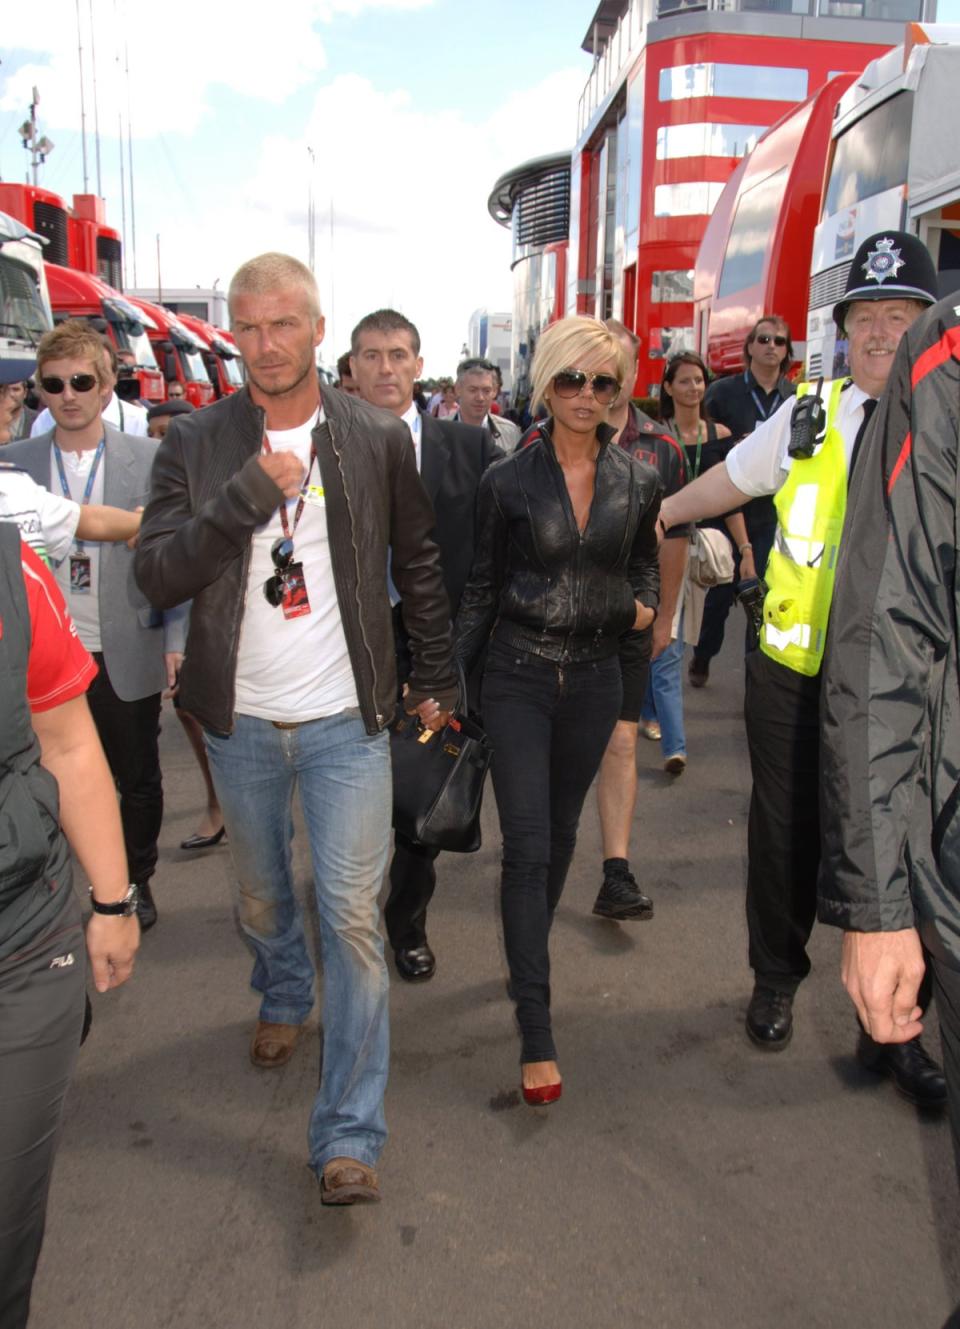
[271,720,300,730]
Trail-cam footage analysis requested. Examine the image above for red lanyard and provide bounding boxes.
[261,433,315,542]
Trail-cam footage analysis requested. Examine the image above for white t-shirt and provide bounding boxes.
[234,407,358,721]
[0,463,79,563]
[726,381,873,498]
[48,444,104,652]
[31,393,149,438]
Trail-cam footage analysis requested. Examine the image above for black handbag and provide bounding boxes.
[390,667,493,853]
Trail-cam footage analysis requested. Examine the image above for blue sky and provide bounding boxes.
[2,0,958,371]
[1,0,594,372]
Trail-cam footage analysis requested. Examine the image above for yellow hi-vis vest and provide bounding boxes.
[760,377,847,677]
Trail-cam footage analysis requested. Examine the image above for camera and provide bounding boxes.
[114,365,141,403]
[787,377,826,460]
[736,575,767,643]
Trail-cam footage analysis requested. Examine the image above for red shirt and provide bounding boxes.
[19,541,97,712]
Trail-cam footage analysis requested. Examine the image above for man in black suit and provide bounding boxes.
[350,309,500,981]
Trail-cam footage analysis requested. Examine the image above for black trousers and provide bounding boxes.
[930,952,960,1184]
[88,654,163,885]
[744,649,823,992]
[482,643,621,1063]
[385,834,438,951]
[0,896,86,1329]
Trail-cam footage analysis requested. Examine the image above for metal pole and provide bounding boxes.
[156,233,162,304]
[88,0,102,196]
[307,146,316,274]
[113,2,126,288]
[75,0,89,192]
[125,38,137,285]
[328,197,335,350]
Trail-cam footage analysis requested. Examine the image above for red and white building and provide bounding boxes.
[489,0,933,401]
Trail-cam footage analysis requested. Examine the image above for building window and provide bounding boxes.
[648,326,695,360]
[658,63,808,103]
[822,92,912,218]
[717,166,788,297]
[651,270,695,302]
[656,122,765,160]
[654,182,725,217]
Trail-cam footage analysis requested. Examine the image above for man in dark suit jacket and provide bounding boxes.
[351,309,501,981]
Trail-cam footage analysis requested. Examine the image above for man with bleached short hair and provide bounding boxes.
[136,255,457,1205]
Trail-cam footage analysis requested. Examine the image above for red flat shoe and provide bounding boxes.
[522,1081,562,1106]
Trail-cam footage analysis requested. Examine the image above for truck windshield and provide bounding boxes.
[180,345,212,383]
[221,354,244,387]
[113,322,159,371]
[0,255,50,342]
[823,93,913,218]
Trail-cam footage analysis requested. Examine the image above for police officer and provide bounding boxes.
[658,232,946,1106]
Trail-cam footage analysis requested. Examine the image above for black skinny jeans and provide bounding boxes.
[88,655,163,885]
[482,642,622,1064]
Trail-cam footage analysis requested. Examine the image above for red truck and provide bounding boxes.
[128,295,215,407]
[176,312,243,397]
[692,72,857,377]
[46,263,165,402]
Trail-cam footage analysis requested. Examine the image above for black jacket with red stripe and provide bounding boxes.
[818,294,960,966]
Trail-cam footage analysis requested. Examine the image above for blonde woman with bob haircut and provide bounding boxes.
[455,316,662,1106]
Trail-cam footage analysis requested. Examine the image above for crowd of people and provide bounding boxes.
[3,230,960,1325]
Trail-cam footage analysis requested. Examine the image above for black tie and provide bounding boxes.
[849,397,877,480]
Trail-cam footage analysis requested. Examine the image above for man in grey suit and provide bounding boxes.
[6,321,186,932]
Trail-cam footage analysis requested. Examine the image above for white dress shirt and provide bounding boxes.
[726,381,873,498]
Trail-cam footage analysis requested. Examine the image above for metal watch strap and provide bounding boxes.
[89,883,139,916]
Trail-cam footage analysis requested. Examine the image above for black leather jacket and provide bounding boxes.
[455,421,662,669]
[134,385,457,735]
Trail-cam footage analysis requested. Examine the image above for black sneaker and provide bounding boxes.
[592,868,654,921]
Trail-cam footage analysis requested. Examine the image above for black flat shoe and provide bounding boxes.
[136,881,158,933]
[180,827,226,850]
[394,944,436,982]
[746,984,793,1050]
[857,1031,947,1108]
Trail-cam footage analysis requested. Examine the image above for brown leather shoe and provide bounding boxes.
[320,1157,381,1205]
[249,1020,302,1069]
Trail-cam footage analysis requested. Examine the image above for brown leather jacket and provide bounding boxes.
[134,385,457,735]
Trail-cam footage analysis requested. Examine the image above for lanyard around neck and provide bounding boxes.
[671,418,705,478]
[745,371,779,422]
[54,438,105,554]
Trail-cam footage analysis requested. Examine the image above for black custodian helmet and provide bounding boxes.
[833,230,939,333]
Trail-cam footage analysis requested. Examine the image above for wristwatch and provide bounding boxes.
[90,883,139,917]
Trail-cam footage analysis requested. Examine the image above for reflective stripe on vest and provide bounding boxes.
[760,378,847,678]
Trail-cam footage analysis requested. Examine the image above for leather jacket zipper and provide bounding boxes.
[325,416,383,731]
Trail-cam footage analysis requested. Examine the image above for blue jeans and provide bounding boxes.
[204,709,391,1173]
[640,618,686,759]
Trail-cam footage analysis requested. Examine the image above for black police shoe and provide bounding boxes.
[394,943,436,982]
[746,985,794,1050]
[136,881,158,933]
[592,866,654,921]
[857,1031,947,1109]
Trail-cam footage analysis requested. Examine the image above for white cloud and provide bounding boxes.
[206,68,585,372]
[0,0,431,136]
[2,1,586,374]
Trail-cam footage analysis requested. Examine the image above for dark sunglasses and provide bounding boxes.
[552,369,621,405]
[754,334,788,348]
[263,537,295,607]
[40,372,99,394]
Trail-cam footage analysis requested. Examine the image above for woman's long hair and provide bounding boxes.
[658,351,712,424]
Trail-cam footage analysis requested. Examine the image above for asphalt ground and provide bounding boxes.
[26,632,960,1329]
